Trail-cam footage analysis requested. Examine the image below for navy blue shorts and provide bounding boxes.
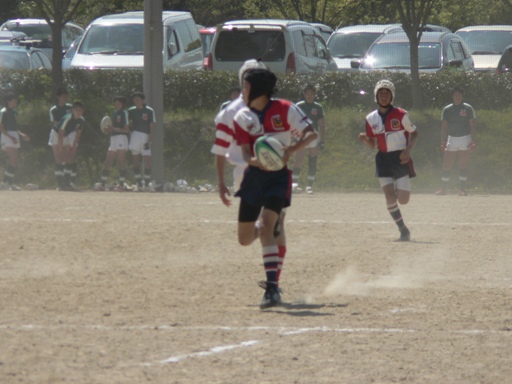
[375,151,416,179]
[235,166,292,215]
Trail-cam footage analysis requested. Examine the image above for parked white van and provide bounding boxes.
[71,11,203,70]
[208,19,335,73]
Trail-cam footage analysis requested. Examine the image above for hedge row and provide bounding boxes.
[1,68,512,112]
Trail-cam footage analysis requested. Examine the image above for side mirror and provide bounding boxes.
[350,59,361,69]
[318,48,327,59]
[168,41,177,57]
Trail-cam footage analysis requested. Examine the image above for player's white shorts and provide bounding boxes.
[305,132,319,149]
[129,131,151,156]
[61,131,77,147]
[1,131,20,149]
[108,135,129,152]
[48,129,59,146]
[446,135,471,152]
[379,175,411,191]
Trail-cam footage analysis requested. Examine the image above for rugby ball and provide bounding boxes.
[254,135,285,171]
[100,116,112,135]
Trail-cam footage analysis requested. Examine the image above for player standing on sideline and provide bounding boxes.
[128,92,155,190]
[212,60,291,293]
[292,84,326,194]
[96,96,130,191]
[435,87,476,196]
[58,101,85,191]
[234,68,317,308]
[0,93,30,191]
[219,86,241,111]
[48,88,72,189]
[358,80,418,241]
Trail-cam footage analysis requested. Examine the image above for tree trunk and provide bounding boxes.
[50,19,64,93]
[409,36,423,109]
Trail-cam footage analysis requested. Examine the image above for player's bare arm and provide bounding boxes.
[318,117,326,146]
[440,120,448,150]
[285,126,318,162]
[469,118,476,149]
[215,155,232,207]
[18,131,30,142]
[240,142,261,168]
[400,130,419,164]
[358,133,376,148]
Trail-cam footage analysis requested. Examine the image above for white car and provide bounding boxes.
[208,19,335,74]
[456,25,512,72]
[71,11,203,71]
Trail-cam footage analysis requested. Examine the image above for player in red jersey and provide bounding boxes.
[358,80,419,241]
[234,68,317,308]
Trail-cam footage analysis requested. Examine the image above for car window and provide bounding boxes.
[184,18,201,52]
[303,34,318,57]
[62,25,81,48]
[0,51,29,69]
[215,30,286,62]
[327,32,382,58]
[363,42,441,69]
[313,34,328,59]
[449,41,465,61]
[200,33,214,56]
[457,30,512,54]
[30,51,44,68]
[167,29,180,58]
[79,24,144,54]
[37,51,52,68]
[292,30,307,56]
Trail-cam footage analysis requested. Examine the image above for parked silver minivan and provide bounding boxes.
[71,11,203,70]
[208,19,335,73]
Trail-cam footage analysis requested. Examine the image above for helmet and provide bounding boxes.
[244,68,277,105]
[238,59,267,87]
[374,80,395,103]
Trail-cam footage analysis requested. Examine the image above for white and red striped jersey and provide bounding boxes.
[211,96,246,165]
[365,107,416,153]
[234,99,311,154]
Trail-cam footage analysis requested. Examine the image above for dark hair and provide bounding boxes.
[452,87,464,95]
[304,84,316,93]
[243,68,277,104]
[114,95,127,106]
[72,101,84,109]
[229,86,241,94]
[56,87,68,97]
[4,92,17,104]
[132,92,145,100]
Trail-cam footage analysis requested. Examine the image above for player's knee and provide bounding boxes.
[397,192,410,205]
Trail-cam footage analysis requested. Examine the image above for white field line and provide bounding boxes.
[1,324,510,365]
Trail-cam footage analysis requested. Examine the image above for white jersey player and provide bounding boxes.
[211,59,267,206]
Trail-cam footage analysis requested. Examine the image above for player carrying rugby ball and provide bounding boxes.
[233,68,317,309]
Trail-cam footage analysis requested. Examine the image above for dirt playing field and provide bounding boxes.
[0,190,511,383]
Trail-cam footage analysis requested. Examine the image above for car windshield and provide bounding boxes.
[457,30,512,54]
[215,30,286,62]
[79,24,144,55]
[0,51,29,69]
[362,42,441,69]
[327,32,382,58]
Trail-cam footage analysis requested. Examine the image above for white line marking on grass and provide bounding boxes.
[156,340,260,364]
